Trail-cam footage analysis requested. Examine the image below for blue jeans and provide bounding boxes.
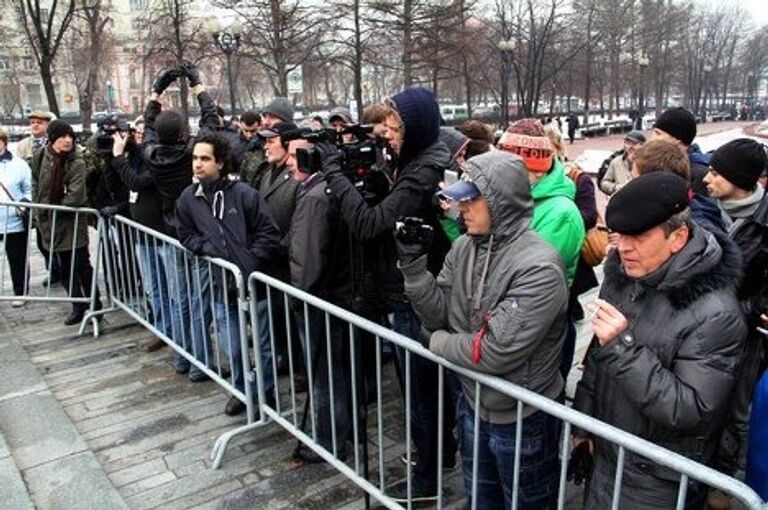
[393,303,457,490]
[458,395,560,510]
[159,245,211,378]
[214,297,274,397]
[135,242,171,337]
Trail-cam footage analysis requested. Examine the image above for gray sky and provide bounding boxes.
[694,0,767,26]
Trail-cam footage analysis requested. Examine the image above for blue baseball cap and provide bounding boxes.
[438,179,482,202]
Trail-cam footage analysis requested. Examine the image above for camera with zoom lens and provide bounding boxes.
[395,217,434,245]
[95,116,133,153]
[295,124,379,181]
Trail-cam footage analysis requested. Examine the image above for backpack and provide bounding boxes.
[567,167,608,267]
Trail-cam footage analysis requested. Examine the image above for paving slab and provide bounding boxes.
[24,451,129,510]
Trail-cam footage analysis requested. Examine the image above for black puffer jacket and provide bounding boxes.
[574,225,746,509]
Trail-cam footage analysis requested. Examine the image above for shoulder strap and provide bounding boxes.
[567,167,582,183]
[0,181,16,201]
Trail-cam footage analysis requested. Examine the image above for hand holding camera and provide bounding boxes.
[179,60,202,87]
[112,132,128,157]
[395,217,434,264]
[152,66,183,95]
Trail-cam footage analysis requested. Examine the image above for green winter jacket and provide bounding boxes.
[531,158,585,285]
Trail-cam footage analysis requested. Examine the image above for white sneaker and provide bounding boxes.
[11,300,24,308]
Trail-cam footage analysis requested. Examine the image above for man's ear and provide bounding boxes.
[669,225,689,254]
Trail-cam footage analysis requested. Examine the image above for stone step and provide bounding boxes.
[0,321,128,510]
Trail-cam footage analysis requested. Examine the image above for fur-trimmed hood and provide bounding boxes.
[603,223,743,310]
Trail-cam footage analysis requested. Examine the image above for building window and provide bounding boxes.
[0,59,9,70]
[25,83,42,108]
[130,0,148,11]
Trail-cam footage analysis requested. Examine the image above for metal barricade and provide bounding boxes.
[0,200,103,336]
[97,215,270,467]
[246,270,767,510]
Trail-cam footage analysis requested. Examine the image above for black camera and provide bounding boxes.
[95,116,133,153]
[395,217,434,245]
[295,124,378,179]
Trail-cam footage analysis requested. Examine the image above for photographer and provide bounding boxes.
[109,124,170,353]
[318,86,451,503]
[142,62,219,385]
[398,151,568,508]
[286,133,354,464]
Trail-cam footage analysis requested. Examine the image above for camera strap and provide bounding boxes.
[472,313,491,365]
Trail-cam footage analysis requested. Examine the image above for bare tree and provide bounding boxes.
[14,0,77,115]
[63,0,112,129]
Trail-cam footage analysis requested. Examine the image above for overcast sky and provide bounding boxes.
[694,0,767,26]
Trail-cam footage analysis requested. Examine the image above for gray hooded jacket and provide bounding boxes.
[399,151,569,424]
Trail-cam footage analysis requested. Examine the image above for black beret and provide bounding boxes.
[710,138,768,191]
[606,173,689,235]
[654,107,697,146]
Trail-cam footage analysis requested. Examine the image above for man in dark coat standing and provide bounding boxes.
[573,173,746,509]
[704,139,768,509]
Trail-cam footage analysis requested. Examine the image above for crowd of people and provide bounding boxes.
[0,60,767,508]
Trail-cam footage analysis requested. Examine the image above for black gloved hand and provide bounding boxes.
[316,141,342,177]
[152,67,182,94]
[395,217,434,264]
[566,441,594,486]
[99,205,120,218]
[179,60,202,87]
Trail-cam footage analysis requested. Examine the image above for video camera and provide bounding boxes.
[95,115,133,153]
[295,124,378,182]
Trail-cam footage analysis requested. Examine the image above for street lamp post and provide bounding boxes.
[209,19,241,117]
[106,80,113,114]
[747,71,756,119]
[498,38,515,129]
[637,55,649,129]
[703,64,713,121]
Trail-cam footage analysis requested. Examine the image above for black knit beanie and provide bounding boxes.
[46,120,75,146]
[390,86,440,168]
[654,107,697,146]
[155,110,186,144]
[710,138,768,191]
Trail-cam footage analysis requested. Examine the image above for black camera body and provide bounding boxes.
[295,124,378,179]
[395,217,434,245]
[95,117,133,153]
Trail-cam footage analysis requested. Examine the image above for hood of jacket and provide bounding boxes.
[462,151,533,244]
[531,158,576,203]
[146,142,191,170]
[391,87,441,169]
[604,223,742,309]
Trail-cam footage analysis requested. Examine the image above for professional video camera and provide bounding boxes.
[295,124,378,180]
[95,115,133,153]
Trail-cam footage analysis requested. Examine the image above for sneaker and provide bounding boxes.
[387,478,438,506]
[11,300,24,308]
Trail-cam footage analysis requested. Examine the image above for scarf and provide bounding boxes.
[0,150,11,162]
[720,186,765,231]
[47,146,67,204]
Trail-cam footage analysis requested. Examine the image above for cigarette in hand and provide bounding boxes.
[587,302,601,322]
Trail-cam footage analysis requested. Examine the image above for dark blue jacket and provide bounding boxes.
[175,178,281,291]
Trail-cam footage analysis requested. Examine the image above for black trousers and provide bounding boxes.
[1,230,29,296]
[56,246,97,310]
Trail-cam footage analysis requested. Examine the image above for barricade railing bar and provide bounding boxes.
[97,214,273,467]
[247,270,767,510]
[0,200,103,336]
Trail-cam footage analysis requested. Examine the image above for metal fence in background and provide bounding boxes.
[0,200,103,335]
[244,270,767,510]
[96,215,272,467]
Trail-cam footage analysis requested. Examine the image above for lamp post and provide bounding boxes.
[637,55,649,129]
[208,19,241,117]
[106,80,114,114]
[498,38,515,129]
[702,64,713,120]
[747,71,756,119]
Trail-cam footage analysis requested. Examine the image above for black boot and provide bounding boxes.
[64,306,86,326]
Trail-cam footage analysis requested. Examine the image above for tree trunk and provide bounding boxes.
[582,4,593,125]
[402,0,413,87]
[40,58,61,115]
[353,0,363,113]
